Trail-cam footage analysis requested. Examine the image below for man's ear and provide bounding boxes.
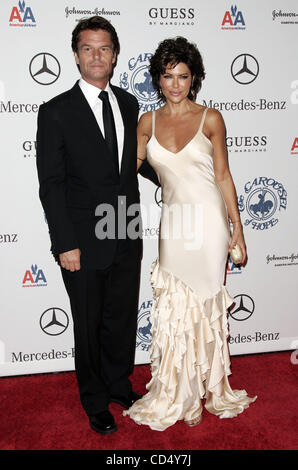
[74,51,79,66]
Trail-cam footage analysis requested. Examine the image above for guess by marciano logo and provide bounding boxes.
[23,140,36,158]
[148,7,195,26]
[9,1,36,27]
[227,136,267,153]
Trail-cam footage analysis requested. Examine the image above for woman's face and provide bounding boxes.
[159,62,192,103]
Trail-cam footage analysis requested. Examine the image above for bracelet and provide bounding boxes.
[137,157,145,161]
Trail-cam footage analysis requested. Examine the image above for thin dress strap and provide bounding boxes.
[198,107,208,133]
[151,110,156,136]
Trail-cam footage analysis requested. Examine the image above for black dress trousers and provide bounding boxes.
[61,239,141,416]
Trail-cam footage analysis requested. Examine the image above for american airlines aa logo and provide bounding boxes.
[9,1,36,27]
[22,265,47,287]
[221,5,246,30]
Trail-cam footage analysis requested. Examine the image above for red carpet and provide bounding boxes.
[0,351,297,450]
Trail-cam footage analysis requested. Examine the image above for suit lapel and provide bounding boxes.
[69,82,121,177]
[69,82,134,179]
[69,81,104,142]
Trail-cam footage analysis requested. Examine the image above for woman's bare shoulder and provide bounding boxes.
[138,111,153,137]
[139,110,153,123]
[204,107,226,134]
[138,110,153,127]
[205,107,224,123]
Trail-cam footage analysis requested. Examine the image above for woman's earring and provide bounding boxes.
[159,87,165,101]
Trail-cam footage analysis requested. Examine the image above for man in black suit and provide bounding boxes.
[36,16,158,434]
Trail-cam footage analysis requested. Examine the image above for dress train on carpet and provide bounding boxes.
[124,260,257,431]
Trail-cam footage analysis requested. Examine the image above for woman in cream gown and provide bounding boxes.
[124,37,256,431]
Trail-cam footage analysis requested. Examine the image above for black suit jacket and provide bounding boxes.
[36,81,158,269]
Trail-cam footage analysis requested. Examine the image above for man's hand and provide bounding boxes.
[59,249,81,272]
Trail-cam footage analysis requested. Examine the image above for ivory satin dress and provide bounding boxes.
[124,108,256,431]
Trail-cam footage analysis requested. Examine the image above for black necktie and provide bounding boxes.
[99,90,119,173]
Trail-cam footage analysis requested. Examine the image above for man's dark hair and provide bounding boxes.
[71,16,120,56]
[149,36,205,102]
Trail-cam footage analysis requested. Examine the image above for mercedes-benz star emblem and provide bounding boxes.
[231,54,259,85]
[29,53,61,85]
[229,294,255,321]
[155,186,162,207]
[40,308,69,335]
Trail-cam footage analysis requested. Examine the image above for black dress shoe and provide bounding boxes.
[110,391,142,409]
[89,410,117,434]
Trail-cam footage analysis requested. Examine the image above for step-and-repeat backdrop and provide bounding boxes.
[1,0,298,376]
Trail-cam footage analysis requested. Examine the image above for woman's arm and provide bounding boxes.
[206,109,247,265]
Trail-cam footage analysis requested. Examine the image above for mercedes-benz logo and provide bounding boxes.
[231,54,259,85]
[29,53,61,85]
[154,186,162,207]
[40,307,69,335]
[229,294,255,321]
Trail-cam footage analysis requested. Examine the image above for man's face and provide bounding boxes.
[74,28,116,88]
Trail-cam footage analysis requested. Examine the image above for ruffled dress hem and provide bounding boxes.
[123,259,257,431]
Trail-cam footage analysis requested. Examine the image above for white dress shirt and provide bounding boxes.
[79,78,124,170]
